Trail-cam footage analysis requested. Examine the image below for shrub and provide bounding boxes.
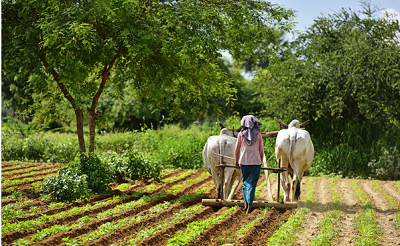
[41,167,91,202]
[126,149,162,182]
[69,152,112,193]
[368,147,400,180]
[102,151,129,183]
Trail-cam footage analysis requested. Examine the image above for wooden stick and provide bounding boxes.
[213,152,235,160]
[216,164,286,172]
[202,199,297,209]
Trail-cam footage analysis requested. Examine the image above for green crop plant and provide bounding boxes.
[115,183,131,191]
[305,177,317,208]
[350,180,380,245]
[310,177,343,245]
[162,170,195,183]
[122,204,205,245]
[354,206,380,246]
[48,202,67,209]
[373,180,399,208]
[2,177,35,187]
[351,180,370,207]
[2,193,138,235]
[64,201,172,246]
[96,193,167,219]
[267,207,309,245]
[167,171,208,195]
[311,209,342,246]
[2,206,26,224]
[166,206,237,246]
[223,207,271,244]
[64,185,210,246]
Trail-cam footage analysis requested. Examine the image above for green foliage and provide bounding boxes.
[2,0,294,153]
[1,123,77,163]
[69,152,112,193]
[102,151,129,183]
[256,2,400,126]
[125,149,162,182]
[250,2,400,179]
[2,205,26,223]
[368,147,400,180]
[41,166,91,202]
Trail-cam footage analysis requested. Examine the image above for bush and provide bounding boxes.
[69,152,112,193]
[41,167,91,202]
[102,151,129,183]
[368,147,400,180]
[126,149,162,182]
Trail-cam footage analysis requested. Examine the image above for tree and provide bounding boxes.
[253,1,400,125]
[2,0,295,152]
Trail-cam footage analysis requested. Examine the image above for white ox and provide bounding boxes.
[275,120,314,202]
[203,126,241,200]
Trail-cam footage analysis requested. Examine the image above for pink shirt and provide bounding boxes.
[234,132,265,166]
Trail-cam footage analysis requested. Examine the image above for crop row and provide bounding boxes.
[3,169,211,245]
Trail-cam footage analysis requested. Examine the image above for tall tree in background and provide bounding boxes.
[2,0,295,152]
[253,1,400,126]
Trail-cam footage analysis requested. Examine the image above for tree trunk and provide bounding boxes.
[88,108,101,153]
[75,108,86,152]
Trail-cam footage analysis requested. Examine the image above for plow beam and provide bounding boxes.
[202,199,297,209]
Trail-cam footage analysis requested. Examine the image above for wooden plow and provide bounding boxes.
[202,124,298,209]
[201,162,297,209]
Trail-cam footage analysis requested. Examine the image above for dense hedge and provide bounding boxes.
[2,119,400,180]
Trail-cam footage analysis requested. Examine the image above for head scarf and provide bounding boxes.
[240,115,262,146]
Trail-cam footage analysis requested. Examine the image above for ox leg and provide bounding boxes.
[291,164,304,202]
[223,168,233,200]
[263,155,273,201]
[292,170,304,201]
[279,157,290,202]
[227,171,241,200]
[280,169,290,202]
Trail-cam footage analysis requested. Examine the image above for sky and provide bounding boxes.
[275,0,400,41]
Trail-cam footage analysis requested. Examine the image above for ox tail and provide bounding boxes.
[288,130,297,166]
[295,179,301,200]
[218,139,226,199]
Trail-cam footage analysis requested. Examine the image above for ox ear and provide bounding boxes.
[219,123,226,130]
[300,120,310,128]
[278,120,288,129]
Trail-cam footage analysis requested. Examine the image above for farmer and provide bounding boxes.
[234,115,265,214]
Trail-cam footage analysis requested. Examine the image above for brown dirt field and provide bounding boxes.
[2,162,400,246]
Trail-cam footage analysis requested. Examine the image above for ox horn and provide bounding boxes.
[300,120,310,128]
[219,123,226,129]
[278,120,288,129]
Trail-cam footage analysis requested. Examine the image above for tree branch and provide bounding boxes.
[89,42,123,116]
[141,0,152,18]
[38,43,78,110]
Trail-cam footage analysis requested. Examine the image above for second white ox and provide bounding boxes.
[203,127,241,200]
[275,120,314,202]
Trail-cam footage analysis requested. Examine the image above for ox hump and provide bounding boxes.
[220,128,232,136]
[288,120,301,128]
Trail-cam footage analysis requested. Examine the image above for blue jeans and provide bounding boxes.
[240,165,261,208]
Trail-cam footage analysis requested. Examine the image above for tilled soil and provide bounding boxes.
[2,162,400,245]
